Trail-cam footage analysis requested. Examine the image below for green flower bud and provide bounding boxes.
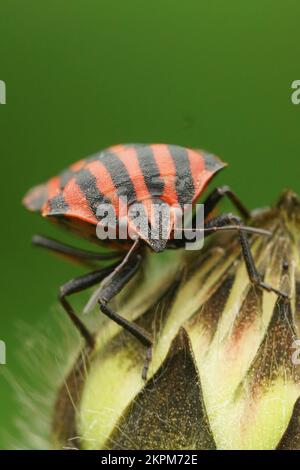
[52,190,300,450]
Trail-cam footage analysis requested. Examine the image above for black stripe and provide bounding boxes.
[168,145,195,206]
[76,168,109,220]
[132,144,165,197]
[202,152,223,172]
[59,168,77,190]
[49,194,69,214]
[98,150,136,205]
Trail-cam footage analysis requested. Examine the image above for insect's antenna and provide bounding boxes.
[175,225,272,237]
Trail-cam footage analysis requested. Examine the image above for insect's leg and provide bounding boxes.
[182,187,250,248]
[98,253,153,379]
[204,213,288,298]
[33,234,123,267]
[59,265,117,348]
[201,186,251,220]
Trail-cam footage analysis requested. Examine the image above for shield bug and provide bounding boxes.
[23,144,288,377]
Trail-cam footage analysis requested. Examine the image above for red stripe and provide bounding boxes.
[115,145,152,202]
[61,177,97,223]
[188,150,218,201]
[150,144,179,206]
[186,149,205,189]
[85,160,120,215]
[70,158,87,172]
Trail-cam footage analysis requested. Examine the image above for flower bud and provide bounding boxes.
[52,190,300,450]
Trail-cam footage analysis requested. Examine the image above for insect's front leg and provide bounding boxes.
[59,265,118,348]
[203,185,250,219]
[191,186,250,226]
[98,254,153,380]
[169,186,250,249]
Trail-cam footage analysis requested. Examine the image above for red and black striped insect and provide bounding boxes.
[23,143,287,378]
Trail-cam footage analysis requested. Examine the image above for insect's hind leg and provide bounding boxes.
[32,234,123,267]
[59,265,118,348]
[98,254,153,380]
[204,213,288,298]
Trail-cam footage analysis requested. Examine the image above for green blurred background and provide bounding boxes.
[0,0,299,448]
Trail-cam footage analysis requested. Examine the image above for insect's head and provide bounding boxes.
[127,198,178,253]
